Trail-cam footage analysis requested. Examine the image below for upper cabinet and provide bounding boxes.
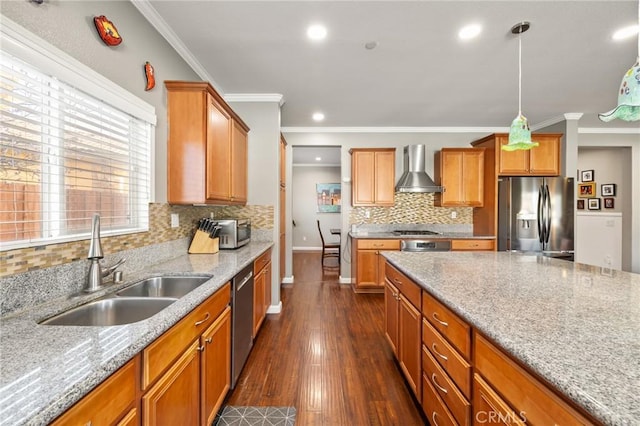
[166,81,249,205]
[350,148,396,207]
[434,148,485,207]
[497,134,561,176]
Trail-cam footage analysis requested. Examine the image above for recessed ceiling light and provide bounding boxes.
[459,24,482,40]
[612,24,639,40]
[315,157,322,161]
[312,112,325,122]
[307,24,327,41]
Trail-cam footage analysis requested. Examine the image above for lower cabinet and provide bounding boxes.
[51,356,139,426]
[384,262,422,401]
[354,239,400,292]
[451,239,496,251]
[253,248,272,337]
[142,283,231,426]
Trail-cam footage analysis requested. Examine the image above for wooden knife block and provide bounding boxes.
[188,230,219,254]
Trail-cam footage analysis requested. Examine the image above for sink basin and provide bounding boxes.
[116,275,212,299]
[40,297,177,326]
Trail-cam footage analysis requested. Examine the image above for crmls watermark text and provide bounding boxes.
[475,410,527,423]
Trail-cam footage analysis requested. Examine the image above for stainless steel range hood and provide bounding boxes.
[395,144,443,193]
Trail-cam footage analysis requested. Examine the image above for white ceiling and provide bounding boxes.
[139,0,640,131]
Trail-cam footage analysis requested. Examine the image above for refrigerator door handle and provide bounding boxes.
[544,184,552,244]
[537,185,545,244]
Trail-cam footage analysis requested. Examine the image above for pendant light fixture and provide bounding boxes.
[502,21,539,152]
[599,0,640,122]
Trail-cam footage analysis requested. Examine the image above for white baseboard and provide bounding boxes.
[339,276,352,285]
[266,301,282,314]
[282,275,294,284]
[292,246,322,251]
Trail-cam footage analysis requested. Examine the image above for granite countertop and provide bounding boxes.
[382,251,640,426]
[0,241,273,426]
[349,231,495,239]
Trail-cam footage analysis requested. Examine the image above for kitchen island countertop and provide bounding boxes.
[349,231,495,239]
[382,251,639,426]
[0,241,273,426]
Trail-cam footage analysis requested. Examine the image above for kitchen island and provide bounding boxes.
[0,241,273,426]
[382,251,639,426]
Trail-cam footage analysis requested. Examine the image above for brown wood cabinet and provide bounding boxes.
[166,81,249,205]
[143,283,231,426]
[51,356,139,426]
[473,374,526,426]
[451,239,496,251]
[253,248,272,337]
[497,134,561,176]
[384,262,422,401]
[352,239,400,292]
[350,148,396,206]
[434,148,485,207]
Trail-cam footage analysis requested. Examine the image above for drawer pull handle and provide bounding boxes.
[393,278,402,284]
[195,312,210,326]
[205,337,213,344]
[431,343,448,361]
[197,345,205,352]
[431,373,448,394]
[432,312,449,327]
[431,412,440,426]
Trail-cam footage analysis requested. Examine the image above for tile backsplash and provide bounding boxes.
[0,203,274,276]
[349,192,472,224]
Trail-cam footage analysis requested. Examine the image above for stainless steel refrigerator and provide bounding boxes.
[498,177,575,260]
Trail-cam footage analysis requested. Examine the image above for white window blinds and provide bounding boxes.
[1,45,152,249]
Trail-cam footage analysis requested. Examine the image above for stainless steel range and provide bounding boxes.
[400,239,451,252]
[392,229,441,236]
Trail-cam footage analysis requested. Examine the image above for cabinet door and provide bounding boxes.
[473,374,525,426]
[398,294,422,400]
[143,340,200,426]
[206,94,232,201]
[436,149,484,207]
[498,137,529,175]
[384,281,399,356]
[231,120,248,204]
[439,150,464,204]
[356,249,378,288]
[253,268,265,337]
[201,307,231,426]
[374,150,396,205]
[529,135,560,176]
[352,150,376,205]
[462,150,484,206]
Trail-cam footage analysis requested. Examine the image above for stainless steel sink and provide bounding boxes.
[116,275,212,299]
[40,297,177,326]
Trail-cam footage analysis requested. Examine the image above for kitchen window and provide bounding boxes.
[0,18,156,249]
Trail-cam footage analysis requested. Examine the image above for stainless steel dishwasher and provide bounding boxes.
[231,263,254,389]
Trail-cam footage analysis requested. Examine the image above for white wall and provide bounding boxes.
[291,166,342,249]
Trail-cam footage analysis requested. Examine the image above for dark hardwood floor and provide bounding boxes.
[226,252,426,425]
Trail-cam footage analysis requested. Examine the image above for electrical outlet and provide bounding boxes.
[365,210,371,219]
[170,213,180,228]
[303,236,307,241]
[451,211,457,219]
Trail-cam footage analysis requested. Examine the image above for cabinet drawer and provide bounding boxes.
[423,318,471,399]
[474,334,594,426]
[423,346,471,426]
[422,292,471,359]
[52,356,138,426]
[473,374,526,426]
[358,239,400,250]
[451,239,495,251]
[385,263,421,308]
[423,372,458,426]
[142,282,231,389]
[254,248,272,274]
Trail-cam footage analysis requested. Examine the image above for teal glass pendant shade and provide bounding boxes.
[502,114,539,151]
[599,58,640,122]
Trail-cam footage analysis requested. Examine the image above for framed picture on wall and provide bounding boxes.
[581,169,594,182]
[601,184,616,196]
[587,198,601,210]
[316,183,341,213]
[577,199,585,210]
[578,182,596,198]
[604,198,614,209]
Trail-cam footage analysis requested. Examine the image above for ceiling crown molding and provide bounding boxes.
[225,93,285,106]
[281,126,509,134]
[131,0,222,92]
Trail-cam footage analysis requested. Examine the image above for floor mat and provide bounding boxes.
[213,406,296,426]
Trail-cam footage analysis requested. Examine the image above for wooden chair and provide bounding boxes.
[317,220,340,267]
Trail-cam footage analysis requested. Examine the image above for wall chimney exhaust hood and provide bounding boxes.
[395,144,443,193]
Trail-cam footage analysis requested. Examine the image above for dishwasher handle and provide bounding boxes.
[236,271,253,291]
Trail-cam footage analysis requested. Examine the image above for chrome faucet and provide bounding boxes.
[86,213,125,293]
